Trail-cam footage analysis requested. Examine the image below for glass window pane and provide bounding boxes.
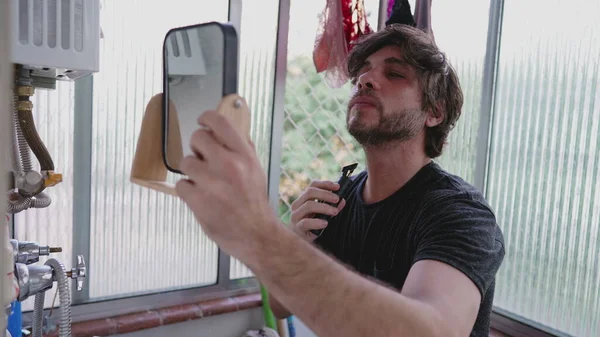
[89,0,228,300]
[487,0,600,335]
[229,0,280,280]
[428,0,491,183]
[14,82,75,311]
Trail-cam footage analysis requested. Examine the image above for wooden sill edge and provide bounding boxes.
[43,292,262,337]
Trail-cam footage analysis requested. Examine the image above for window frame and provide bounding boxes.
[491,309,573,337]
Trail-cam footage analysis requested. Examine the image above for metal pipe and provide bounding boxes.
[377,0,389,30]
[474,0,505,193]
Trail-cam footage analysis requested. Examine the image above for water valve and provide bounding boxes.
[66,255,86,291]
[14,263,53,302]
[9,239,62,265]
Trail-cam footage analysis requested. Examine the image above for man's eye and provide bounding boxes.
[388,72,404,78]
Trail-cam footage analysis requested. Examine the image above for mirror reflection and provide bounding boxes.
[163,23,228,173]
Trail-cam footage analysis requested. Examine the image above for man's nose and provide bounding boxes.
[357,71,380,90]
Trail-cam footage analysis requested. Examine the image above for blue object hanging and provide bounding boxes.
[287,316,296,337]
[7,301,22,337]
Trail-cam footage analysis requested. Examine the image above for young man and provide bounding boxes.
[176,24,505,337]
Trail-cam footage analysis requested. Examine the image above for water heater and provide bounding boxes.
[9,0,101,88]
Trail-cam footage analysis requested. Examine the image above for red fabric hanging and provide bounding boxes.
[342,0,373,51]
[313,0,373,88]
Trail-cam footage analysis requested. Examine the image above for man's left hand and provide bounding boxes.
[175,110,276,259]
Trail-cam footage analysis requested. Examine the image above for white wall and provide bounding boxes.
[112,308,264,337]
[1,0,13,335]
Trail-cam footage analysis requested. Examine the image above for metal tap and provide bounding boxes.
[9,240,62,265]
[66,255,86,291]
[14,171,44,197]
[13,255,86,301]
[14,263,53,302]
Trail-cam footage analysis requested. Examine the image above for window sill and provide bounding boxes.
[490,328,510,337]
[491,308,564,337]
[42,292,262,337]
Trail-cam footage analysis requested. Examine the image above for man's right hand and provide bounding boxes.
[290,180,347,242]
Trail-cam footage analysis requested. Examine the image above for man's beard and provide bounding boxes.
[347,105,424,149]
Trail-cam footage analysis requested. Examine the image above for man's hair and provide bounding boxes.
[346,24,464,158]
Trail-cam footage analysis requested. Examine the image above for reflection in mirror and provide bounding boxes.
[163,22,236,173]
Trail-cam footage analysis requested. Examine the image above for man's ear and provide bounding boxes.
[425,103,444,127]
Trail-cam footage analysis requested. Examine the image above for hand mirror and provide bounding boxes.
[162,21,240,174]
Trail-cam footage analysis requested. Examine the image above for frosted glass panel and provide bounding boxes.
[487,1,600,336]
[428,0,490,183]
[14,82,75,311]
[229,0,279,280]
[89,0,228,299]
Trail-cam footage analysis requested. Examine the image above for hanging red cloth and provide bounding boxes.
[313,0,373,88]
[342,0,373,51]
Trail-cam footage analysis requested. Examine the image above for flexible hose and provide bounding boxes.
[44,259,71,337]
[11,95,22,173]
[6,194,31,214]
[6,192,51,214]
[30,192,51,208]
[13,93,32,172]
[32,292,45,337]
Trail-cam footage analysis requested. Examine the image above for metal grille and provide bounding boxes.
[279,60,365,223]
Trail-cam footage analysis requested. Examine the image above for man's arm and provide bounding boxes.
[268,292,291,319]
[246,222,480,337]
[175,111,499,337]
[401,259,481,337]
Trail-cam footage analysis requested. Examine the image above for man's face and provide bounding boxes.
[347,45,426,148]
